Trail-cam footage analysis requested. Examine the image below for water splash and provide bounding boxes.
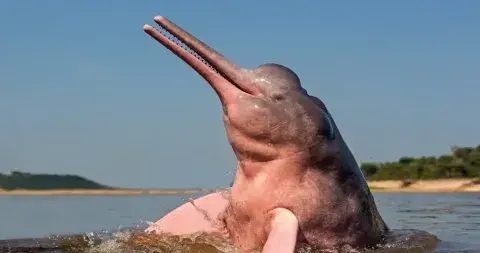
[0,228,439,253]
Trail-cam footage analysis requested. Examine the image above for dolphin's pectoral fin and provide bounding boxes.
[262,208,299,253]
[187,194,230,239]
[188,197,216,224]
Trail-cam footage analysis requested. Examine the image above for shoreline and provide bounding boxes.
[368,178,480,192]
[0,179,479,196]
[0,188,205,196]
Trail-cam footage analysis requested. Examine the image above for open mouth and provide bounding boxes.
[143,16,258,101]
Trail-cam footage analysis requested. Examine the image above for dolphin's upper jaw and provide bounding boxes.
[143,16,259,105]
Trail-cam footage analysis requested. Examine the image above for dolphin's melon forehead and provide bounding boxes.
[254,63,302,89]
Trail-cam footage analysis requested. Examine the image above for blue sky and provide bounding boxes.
[1,1,479,188]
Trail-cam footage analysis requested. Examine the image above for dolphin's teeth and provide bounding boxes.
[155,25,219,74]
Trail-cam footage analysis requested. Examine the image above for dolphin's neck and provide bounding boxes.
[235,150,314,180]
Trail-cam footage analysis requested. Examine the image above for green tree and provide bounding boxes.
[361,163,379,177]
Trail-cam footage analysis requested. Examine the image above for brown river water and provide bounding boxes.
[0,192,478,252]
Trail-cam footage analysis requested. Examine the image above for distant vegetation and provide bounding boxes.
[0,171,111,190]
[361,145,480,180]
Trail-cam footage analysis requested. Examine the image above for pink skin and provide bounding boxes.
[142,16,388,252]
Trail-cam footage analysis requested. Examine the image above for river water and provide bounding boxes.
[0,192,478,252]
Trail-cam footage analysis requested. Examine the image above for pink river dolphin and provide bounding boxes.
[142,15,389,253]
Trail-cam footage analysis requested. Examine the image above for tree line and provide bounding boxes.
[361,145,480,180]
[0,171,111,190]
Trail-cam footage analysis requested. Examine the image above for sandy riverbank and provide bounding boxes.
[367,178,480,192]
[0,179,479,195]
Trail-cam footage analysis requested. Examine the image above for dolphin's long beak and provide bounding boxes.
[143,16,258,104]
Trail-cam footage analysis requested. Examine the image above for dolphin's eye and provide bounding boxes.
[271,93,285,102]
[321,111,336,141]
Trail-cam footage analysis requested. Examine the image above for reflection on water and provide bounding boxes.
[0,192,479,252]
